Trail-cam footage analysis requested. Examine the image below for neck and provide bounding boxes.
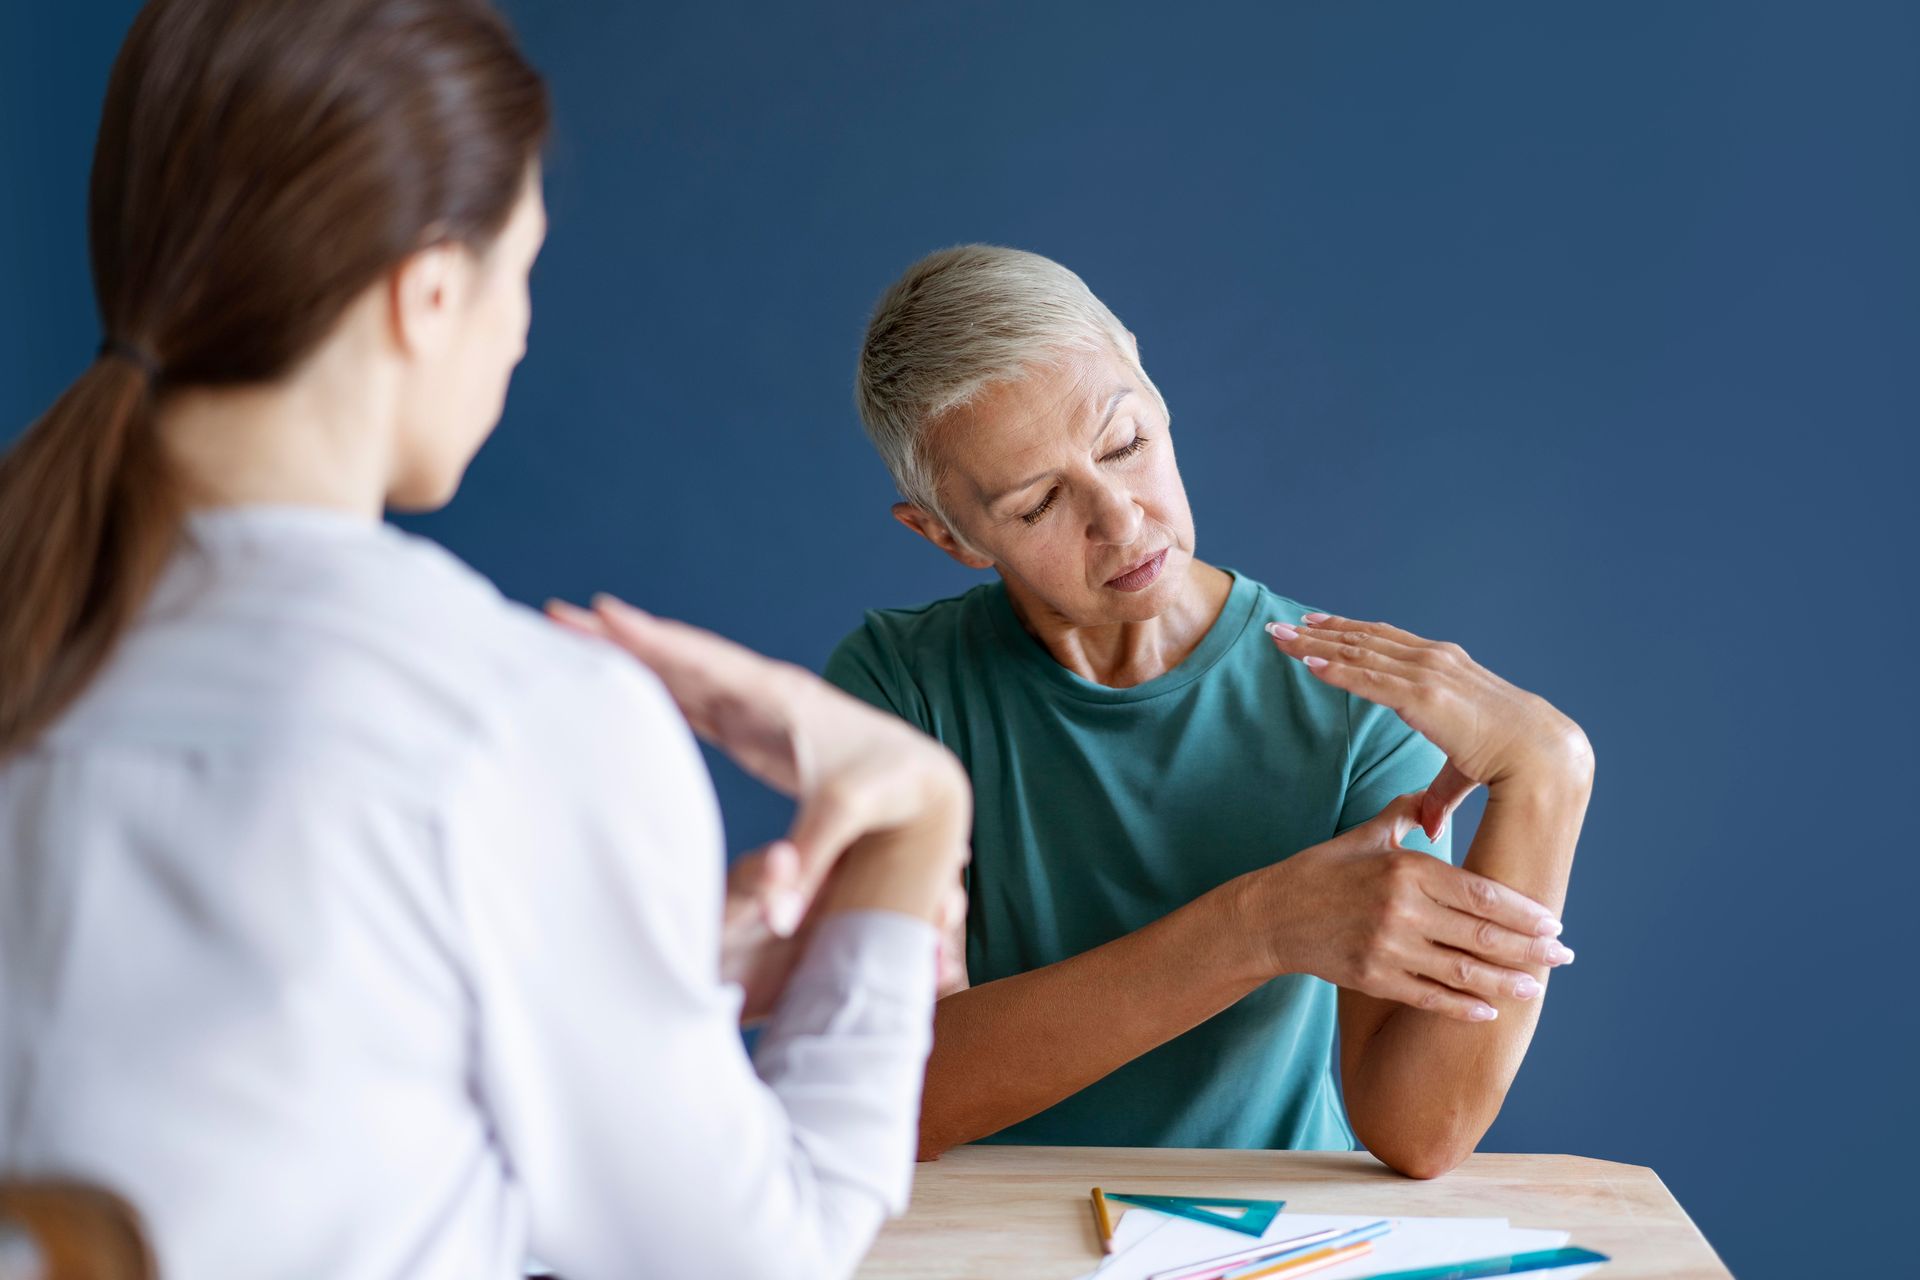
[155,340,397,520]
[1003,557,1234,687]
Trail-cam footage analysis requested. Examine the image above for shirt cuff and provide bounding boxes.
[781,909,938,1006]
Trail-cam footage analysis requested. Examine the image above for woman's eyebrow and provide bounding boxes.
[983,388,1133,508]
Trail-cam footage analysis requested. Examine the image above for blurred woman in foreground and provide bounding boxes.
[0,3,965,1276]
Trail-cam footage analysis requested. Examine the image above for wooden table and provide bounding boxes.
[857,1147,1730,1279]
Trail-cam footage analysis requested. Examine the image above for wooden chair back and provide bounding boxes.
[0,1182,156,1280]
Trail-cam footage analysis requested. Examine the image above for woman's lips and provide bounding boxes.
[1105,548,1168,592]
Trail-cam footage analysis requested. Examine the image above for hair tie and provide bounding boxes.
[96,337,162,382]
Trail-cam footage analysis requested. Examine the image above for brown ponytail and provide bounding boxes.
[0,0,549,758]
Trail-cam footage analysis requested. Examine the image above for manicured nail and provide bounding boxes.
[1470,1004,1498,1021]
[1303,655,1329,670]
[1549,944,1575,965]
[767,890,805,938]
[1303,612,1331,623]
[1535,916,1563,937]
[1513,976,1541,999]
[1267,622,1299,640]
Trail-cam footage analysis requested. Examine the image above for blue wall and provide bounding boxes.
[5,4,1915,1275]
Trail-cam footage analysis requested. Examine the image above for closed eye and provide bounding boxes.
[1019,437,1149,526]
[1020,489,1058,525]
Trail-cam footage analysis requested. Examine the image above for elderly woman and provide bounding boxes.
[826,246,1594,1178]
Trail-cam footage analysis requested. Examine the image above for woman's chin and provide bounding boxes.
[385,466,466,513]
[1087,562,1187,622]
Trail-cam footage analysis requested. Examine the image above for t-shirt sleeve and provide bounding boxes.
[1335,693,1455,864]
[822,618,933,736]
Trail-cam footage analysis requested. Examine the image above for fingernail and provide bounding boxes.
[1267,622,1299,640]
[1470,1004,1498,1021]
[1535,917,1564,937]
[767,891,805,938]
[1303,655,1329,670]
[1303,612,1331,623]
[1513,976,1541,999]
[1550,944,1575,965]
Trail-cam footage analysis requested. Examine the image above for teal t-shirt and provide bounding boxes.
[823,569,1451,1150]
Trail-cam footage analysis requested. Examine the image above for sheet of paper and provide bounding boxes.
[1075,1210,1602,1280]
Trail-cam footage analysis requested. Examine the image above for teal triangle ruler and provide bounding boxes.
[1104,1193,1284,1237]
[1356,1246,1611,1279]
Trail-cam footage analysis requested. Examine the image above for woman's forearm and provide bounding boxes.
[916,875,1275,1158]
[1339,745,1594,1178]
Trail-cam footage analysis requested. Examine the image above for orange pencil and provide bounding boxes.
[1091,1186,1118,1254]
[1228,1239,1374,1280]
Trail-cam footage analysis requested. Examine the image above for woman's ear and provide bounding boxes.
[387,239,472,360]
[891,502,994,570]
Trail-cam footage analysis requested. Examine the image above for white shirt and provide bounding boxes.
[0,507,936,1279]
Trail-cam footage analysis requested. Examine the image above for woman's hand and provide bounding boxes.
[1254,794,1575,1022]
[547,596,972,928]
[1266,613,1593,839]
[725,840,970,1024]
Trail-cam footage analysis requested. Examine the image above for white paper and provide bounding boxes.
[1074,1210,1603,1280]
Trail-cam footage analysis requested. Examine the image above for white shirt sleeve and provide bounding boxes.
[440,647,936,1280]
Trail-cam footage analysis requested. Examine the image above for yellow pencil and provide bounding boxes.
[1228,1239,1374,1280]
[1091,1186,1118,1254]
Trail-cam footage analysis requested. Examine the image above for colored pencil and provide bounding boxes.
[1092,1186,1118,1254]
[1220,1221,1391,1280]
[1148,1226,1346,1280]
[1228,1240,1375,1280]
[1158,1220,1392,1280]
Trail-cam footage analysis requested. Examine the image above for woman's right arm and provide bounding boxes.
[451,629,966,1280]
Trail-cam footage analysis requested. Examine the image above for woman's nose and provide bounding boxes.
[1088,482,1144,546]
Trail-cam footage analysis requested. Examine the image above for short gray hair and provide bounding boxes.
[854,244,1157,515]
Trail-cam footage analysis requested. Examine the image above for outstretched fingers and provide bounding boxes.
[546,598,609,640]
[1300,613,1436,650]
[1268,621,1428,712]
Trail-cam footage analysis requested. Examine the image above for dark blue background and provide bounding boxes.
[5,3,1915,1275]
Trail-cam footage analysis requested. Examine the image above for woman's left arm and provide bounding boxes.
[1269,614,1596,1180]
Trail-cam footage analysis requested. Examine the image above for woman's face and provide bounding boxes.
[920,342,1198,627]
[388,172,547,509]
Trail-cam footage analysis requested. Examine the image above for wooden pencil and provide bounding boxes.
[1091,1186,1118,1254]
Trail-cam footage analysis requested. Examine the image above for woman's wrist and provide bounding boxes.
[1491,710,1594,795]
[1222,860,1308,983]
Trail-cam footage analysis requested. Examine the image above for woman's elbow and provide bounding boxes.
[1375,1140,1473,1181]
[1352,1118,1477,1180]
[915,1116,964,1162]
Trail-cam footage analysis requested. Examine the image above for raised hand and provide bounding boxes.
[1266,613,1592,839]
[547,596,971,928]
